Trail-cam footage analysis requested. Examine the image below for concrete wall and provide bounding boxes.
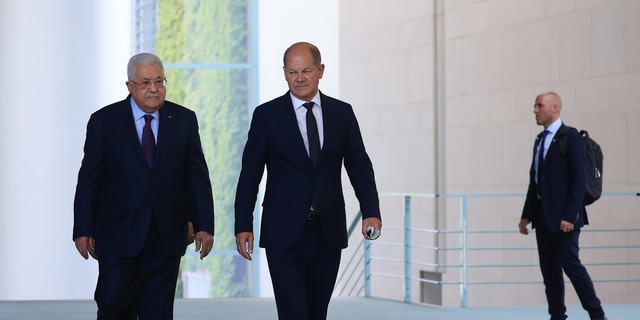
[340,0,640,307]
[0,0,131,300]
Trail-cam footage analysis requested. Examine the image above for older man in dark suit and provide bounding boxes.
[519,92,606,320]
[73,53,215,319]
[235,42,382,320]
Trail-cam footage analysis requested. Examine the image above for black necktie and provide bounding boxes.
[537,130,549,196]
[142,114,155,167]
[303,102,320,167]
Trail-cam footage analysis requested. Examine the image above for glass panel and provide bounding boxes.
[157,0,249,64]
[132,0,256,298]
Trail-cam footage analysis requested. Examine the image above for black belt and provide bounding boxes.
[307,211,320,221]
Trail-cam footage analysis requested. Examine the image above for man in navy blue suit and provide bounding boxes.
[235,42,382,319]
[73,53,215,319]
[519,92,606,320]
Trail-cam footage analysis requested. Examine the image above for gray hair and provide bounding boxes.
[127,53,164,80]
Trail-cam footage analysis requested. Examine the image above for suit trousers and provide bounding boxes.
[94,216,181,320]
[534,206,604,320]
[265,218,341,320]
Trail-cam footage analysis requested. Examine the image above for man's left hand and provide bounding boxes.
[194,231,214,259]
[362,217,382,239]
[559,220,574,233]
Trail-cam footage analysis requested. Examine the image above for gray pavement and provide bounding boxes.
[0,298,637,319]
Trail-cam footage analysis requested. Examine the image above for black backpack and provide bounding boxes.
[557,126,603,206]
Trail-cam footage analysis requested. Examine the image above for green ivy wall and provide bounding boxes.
[157,0,251,298]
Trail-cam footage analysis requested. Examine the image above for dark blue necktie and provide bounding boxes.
[142,114,155,167]
[303,102,320,167]
[537,130,549,196]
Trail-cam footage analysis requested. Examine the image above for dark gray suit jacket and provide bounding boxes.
[522,123,588,231]
[73,96,214,257]
[235,91,381,250]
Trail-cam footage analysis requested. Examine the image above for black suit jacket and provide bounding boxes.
[235,91,381,250]
[522,123,588,231]
[73,96,214,257]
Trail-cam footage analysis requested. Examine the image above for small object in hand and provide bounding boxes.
[366,225,381,240]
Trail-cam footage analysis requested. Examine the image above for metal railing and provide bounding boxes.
[336,191,640,307]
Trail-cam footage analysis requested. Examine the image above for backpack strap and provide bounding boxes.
[579,130,590,139]
[556,124,571,156]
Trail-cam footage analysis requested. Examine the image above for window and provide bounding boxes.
[132,0,259,298]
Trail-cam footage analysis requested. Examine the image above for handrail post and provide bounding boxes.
[404,195,412,303]
[364,239,372,297]
[460,196,468,308]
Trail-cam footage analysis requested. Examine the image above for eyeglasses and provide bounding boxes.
[129,78,167,89]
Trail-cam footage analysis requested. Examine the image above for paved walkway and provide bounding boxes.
[0,298,637,319]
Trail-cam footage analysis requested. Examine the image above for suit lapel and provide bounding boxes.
[533,132,543,158]
[118,99,149,168]
[154,103,176,168]
[280,95,314,168]
[120,96,174,170]
[535,124,566,171]
[546,124,566,160]
[317,93,334,167]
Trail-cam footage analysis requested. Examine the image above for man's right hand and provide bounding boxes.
[74,236,98,260]
[518,218,531,235]
[235,232,254,261]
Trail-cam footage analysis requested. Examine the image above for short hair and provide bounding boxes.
[283,42,322,67]
[127,53,164,80]
[544,91,563,109]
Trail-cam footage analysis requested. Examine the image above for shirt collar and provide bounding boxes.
[130,97,160,120]
[545,118,562,135]
[290,92,321,110]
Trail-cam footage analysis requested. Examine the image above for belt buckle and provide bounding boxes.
[308,211,319,221]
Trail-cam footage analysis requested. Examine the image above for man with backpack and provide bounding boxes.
[519,92,607,320]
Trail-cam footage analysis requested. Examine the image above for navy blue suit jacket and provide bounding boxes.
[235,91,381,250]
[73,96,214,257]
[522,123,588,231]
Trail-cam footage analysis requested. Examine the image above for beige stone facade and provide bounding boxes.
[338,0,640,307]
